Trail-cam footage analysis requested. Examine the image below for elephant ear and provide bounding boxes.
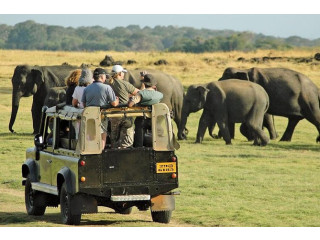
[249,67,265,83]
[31,69,44,87]
[196,86,209,103]
[125,70,140,88]
[236,72,249,80]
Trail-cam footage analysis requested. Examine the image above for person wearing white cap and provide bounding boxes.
[108,65,139,148]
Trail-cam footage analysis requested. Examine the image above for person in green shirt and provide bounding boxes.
[108,65,139,148]
[128,74,163,147]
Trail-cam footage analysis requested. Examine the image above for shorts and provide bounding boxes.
[110,117,134,148]
[101,117,109,133]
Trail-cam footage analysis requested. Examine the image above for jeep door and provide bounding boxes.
[38,151,53,185]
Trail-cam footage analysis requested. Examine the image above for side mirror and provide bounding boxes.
[34,134,44,149]
[34,134,44,160]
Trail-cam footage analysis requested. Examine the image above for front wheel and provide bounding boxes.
[60,182,81,225]
[25,175,46,216]
[151,210,172,224]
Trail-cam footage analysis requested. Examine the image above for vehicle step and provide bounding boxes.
[32,182,58,195]
[111,195,150,202]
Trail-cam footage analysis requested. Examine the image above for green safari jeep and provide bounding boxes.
[22,103,179,225]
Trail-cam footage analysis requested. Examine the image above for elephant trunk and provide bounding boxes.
[178,105,189,140]
[9,90,22,133]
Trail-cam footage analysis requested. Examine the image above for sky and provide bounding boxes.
[1,0,319,40]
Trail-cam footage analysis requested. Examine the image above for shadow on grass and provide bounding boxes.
[0,211,60,225]
[0,132,34,140]
[0,211,150,226]
[180,137,320,153]
[267,142,320,152]
[80,214,150,226]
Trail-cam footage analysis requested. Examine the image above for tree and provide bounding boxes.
[2,21,320,52]
[7,21,47,49]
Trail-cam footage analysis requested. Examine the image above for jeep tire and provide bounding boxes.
[25,175,46,216]
[151,210,172,224]
[60,182,81,225]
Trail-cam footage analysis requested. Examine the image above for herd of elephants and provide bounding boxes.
[8,64,320,146]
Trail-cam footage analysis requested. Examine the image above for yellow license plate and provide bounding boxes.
[156,162,176,173]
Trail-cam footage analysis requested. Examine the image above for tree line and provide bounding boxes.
[0,20,320,52]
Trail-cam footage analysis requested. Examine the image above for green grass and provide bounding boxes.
[1,49,320,227]
[172,111,320,227]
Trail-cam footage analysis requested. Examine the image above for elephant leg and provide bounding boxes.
[217,129,222,139]
[217,122,234,139]
[247,121,269,146]
[217,120,232,145]
[263,113,278,140]
[316,125,320,143]
[240,123,254,141]
[303,108,320,143]
[280,117,301,141]
[184,127,189,136]
[31,101,43,134]
[253,129,269,146]
[196,111,212,143]
[229,122,235,139]
[208,121,219,139]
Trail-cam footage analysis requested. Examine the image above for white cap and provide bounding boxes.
[111,65,127,73]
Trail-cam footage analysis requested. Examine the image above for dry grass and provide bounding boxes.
[1,48,320,87]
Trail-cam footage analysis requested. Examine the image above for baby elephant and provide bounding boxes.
[43,87,67,108]
[196,79,270,146]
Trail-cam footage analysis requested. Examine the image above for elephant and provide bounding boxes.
[195,79,270,146]
[178,83,277,141]
[9,64,79,134]
[179,83,221,140]
[219,67,320,142]
[123,69,186,139]
[43,87,67,108]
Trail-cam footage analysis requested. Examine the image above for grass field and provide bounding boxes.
[0,49,320,227]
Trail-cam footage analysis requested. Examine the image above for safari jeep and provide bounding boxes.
[22,103,179,225]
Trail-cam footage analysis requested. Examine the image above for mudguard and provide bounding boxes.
[22,158,38,182]
[151,194,175,212]
[57,167,76,195]
[58,167,97,215]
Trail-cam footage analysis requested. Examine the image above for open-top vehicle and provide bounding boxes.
[22,103,179,225]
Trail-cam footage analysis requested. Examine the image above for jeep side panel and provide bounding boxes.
[50,151,79,192]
